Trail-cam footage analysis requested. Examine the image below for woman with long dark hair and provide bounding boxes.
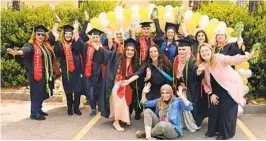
[91,38,140,132]
[192,30,209,57]
[122,44,173,102]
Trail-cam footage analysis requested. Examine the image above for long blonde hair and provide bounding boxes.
[197,43,216,68]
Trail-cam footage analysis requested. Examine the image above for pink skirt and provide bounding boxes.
[109,92,130,123]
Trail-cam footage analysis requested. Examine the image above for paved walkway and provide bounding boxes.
[1,99,265,140]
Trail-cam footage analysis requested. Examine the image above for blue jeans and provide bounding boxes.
[88,86,96,110]
[31,100,43,116]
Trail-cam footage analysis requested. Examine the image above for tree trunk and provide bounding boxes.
[12,0,20,11]
[249,1,258,13]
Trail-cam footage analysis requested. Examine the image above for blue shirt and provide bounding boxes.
[141,97,193,136]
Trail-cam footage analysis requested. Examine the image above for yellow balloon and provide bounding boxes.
[139,7,149,21]
[124,9,132,19]
[209,18,219,25]
[236,62,249,70]
[242,77,248,85]
[225,27,234,38]
[205,23,219,42]
[157,5,165,22]
[107,11,116,25]
[186,20,197,35]
[90,17,101,29]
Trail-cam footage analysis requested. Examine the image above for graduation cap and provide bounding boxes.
[62,24,74,32]
[177,38,194,47]
[165,22,179,32]
[140,22,153,28]
[33,25,49,33]
[124,38,140,48]
[87,28,104,36]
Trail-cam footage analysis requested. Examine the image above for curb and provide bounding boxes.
[1,92,63,102]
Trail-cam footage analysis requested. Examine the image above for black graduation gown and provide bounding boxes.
[133,61,173,100]
[92,47,122,118]
[83,43,103,96]
[79,20,89,43]
[176,57,207,126]
[216,42,245,56]
[93,47,138,118]
[21,32,56,101]
[208,74,238,139]
[54,38,84,94]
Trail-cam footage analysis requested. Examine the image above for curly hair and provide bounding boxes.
[148,44,172,72]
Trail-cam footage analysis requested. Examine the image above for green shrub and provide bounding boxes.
[149,0,182,7]
[1,58,28,87]
[198,2,266,96]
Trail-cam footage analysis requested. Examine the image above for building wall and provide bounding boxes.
[1,0,78,10]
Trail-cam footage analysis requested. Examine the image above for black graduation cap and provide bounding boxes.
[140,22,153,28]
[165,22,179,32]
[87,28,104,36]
[33,25,49,32]
[124,38,140,48]
[62,24,74,32]
[177,38,194,47]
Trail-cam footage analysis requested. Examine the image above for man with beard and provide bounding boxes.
[54,21,84,116]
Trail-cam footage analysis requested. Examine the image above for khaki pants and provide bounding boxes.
[144,109,178,139]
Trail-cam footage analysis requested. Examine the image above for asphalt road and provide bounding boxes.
[1,99,265,140]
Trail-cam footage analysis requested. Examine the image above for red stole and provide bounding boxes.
[62,40,75,72]
[139,35,155,63]
[172,56,179,87]
[85,44,95,78]
[116,63,133,106]
[33,41,59,81]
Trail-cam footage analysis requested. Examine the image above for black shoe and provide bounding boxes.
[74,109,82,116]
[216,136,226,140]
[135,114,141,120]
[30,115,46,120]
[89,110,97,117]
[205,133,215,138]
[39,111,48,116]
[68,108,73,116]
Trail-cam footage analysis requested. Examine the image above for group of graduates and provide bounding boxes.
[7,10,257,140]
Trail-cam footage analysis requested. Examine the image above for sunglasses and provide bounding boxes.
[36,33,45,36]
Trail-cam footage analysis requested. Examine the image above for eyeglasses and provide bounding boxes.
[36,33,45,36]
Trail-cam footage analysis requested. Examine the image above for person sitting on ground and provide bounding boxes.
[136,84,193,140]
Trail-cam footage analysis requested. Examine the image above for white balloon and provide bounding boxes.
[116,13,124,28]
[165,5,173,12]
[184,10,193,22]
[199,15,209,28]
[163,12,174,22]
[114,6,124,13]
[218,21,227,31]
[237,105,244,117]
[237,68,246,77]
[131,13,140,23]
[148,4,156,18]
[244,85,249,94]
[100,19,109,28]
[98,12,107,20]
[245,69,252,78]
[131,4,140,12]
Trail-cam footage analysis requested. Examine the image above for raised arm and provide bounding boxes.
[218,52,253,66]
[79,11,90,42]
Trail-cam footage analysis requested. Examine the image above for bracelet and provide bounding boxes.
[209,93,214,97]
